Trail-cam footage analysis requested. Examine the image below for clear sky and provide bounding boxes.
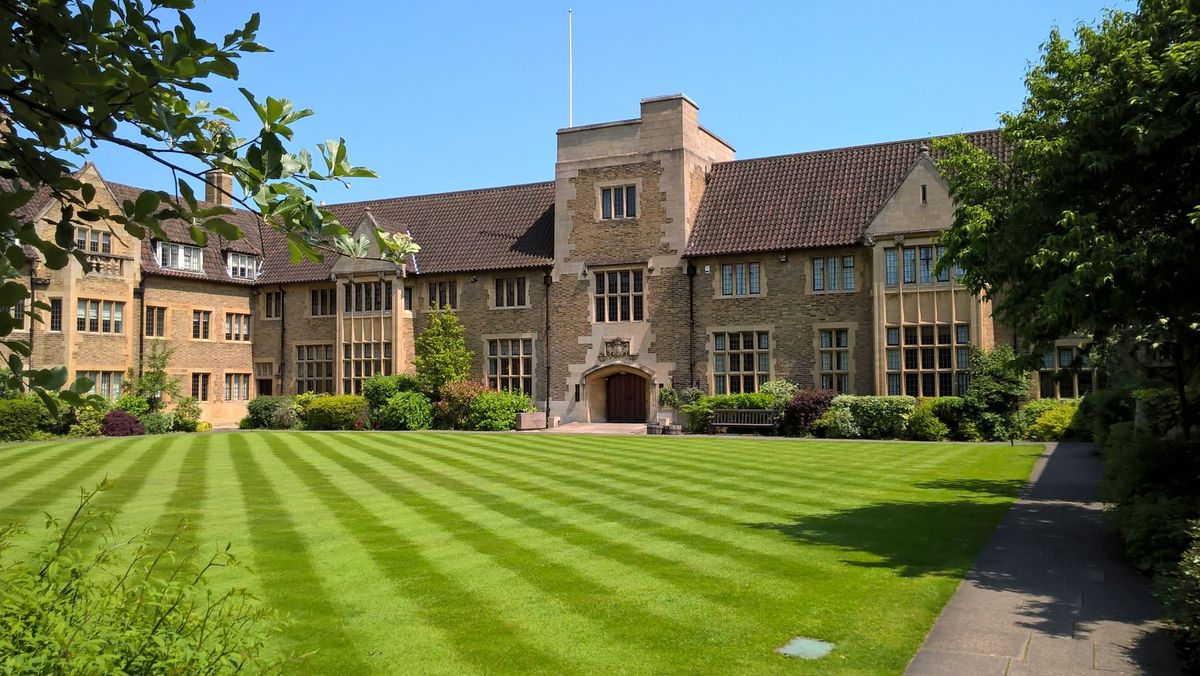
[85,0,1129,203]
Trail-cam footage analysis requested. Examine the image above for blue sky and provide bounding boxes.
[87,0,1128,203]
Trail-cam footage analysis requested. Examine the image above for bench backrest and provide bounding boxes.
[711,408,777,425]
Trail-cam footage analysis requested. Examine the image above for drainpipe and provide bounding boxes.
[543,267,552,427]
[26,262,35,369]
[687,260,696,388]
[277,285,286,394]
[135,276,146,375]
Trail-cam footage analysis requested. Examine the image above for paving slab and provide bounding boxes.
[906,443,1181,676]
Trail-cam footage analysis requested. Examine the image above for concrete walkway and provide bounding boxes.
[526,422,647,435]
[907,442,1181,675]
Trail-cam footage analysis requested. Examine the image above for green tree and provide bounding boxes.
[123,340,180,412]
[0,0,422,407]
[414,307,473,395]
[964,345,1032,441]
[934,0,1200,437]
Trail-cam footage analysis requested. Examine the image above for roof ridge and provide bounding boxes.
[712,128,1002,168]
[324,179,554,209]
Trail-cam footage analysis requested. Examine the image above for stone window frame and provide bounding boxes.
[294,342,335,394]
[590,265,646,323]
[48,297,62,332]
[75,298,125,335]
[1037,341,1099,400]
[78,370,123,399]
[423,278,460,312]
[593,177,643,223]
[190,371,211,402]
[74,226,113,255]
[482,332,537,395]
[707,323,775,395]
[223,372,252,401]
[809,254,858,294]
[344,279,394,315]
[155,241,203,273]
[223,311,251,342]
[191,308,214,341]
[261,290,283,321]
[815,323,856,394]
[489,274,529,310]
[308,287,337,318]
[144,305,167,338]
[712,258,768,299]
[884,321,965,397]
[226,252,260,280]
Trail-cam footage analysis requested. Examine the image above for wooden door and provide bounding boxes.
[606,372,646,422]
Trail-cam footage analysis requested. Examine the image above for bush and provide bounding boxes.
[68,404,106,437]
[1077,387,1136,446]
[758,379,799,411]
[812,405,860,439]
[361,374,423,413]
[682,392,777,433]
[467,391,534,431]
[196,421,212,433]
[171,396,202,432]
[1164,523,1200,671]
[1013,399,1063,439]
[781,389,836,437]
[246,395,295,430]
[271,406,299,430]
[414,308,473,394]
[834,395,916,439]
[925,396,979,441]
[907,404,950,441]
[964,345,1032,440]
[111,393,150,418]
[101,410,145,437]
[304,395,369,431]
[433,380,489,430]
[1028,401,1081,441]
[138,412,175,435]
[658,386,703,412]
[28,392,69,436]
[0,484,283,673]
[375,391,434,431]
[0,398,47,441]
[237,416,252,430]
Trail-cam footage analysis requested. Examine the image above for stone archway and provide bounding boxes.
[582,361,655,423]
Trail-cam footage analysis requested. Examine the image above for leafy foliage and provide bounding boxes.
[121,341,180,413]
[964,346,1031,440]
[414,308,473,395]
[171,396,202,432]
[375,391,433,431]
[924,396,981,441]
[1164,522,1200,671]
[1027,402,1081,441]
[361,373,423,413]
[657,386,703,412]
[67,403,107,437]
[245,395,294,429]
[0,398,43,441]
[907,404,950,441]
[681,392,777,433]
[934,1,1200,436]
[101,410,144,437]
[812,405,860,439]
[781,389,836,437]
[304,395,369,431]
[138,412,174,436]
[112,394,151,418]
[831,395,917,439]
[433,380,489,430]
[757,379,799,411]
[0,483,283,672]
[466,391,535,431]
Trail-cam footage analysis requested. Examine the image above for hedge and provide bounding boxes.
[467,391,534,431]
[434,380,489,430]
[361,374,423,413]
[781,389,836,436]
[833,395,916,439]
[682,392,777,433]
[0,398,44,442]
[246,396,295,430]
[375,391,433,431]
[304,395,369,431]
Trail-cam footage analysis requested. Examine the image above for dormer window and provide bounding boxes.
[600,185,637,220]
[227,252,260,279]
[157,242,203,272]
[75,227,112,254]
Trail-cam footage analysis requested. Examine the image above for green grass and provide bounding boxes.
[0,432,1041,674]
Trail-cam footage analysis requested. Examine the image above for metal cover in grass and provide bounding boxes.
[776,637,834,660]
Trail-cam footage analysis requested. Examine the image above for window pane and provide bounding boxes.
[812,258,824,291]
[887,327,899,346]
[885,248,898,286]
[601,188,612,219]
[749,263,760,294]
[722,264,732,296]
[625,186,636,218]
[613,187,624,218]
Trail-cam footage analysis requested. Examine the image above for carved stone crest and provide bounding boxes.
[597,337,636,363]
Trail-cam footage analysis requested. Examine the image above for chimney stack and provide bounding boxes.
[203,169,234,205]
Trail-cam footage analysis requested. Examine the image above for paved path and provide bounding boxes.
[526,422,647,435]
[907,442,1181,675]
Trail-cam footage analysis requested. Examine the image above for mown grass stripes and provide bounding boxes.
[0,431,1040,675]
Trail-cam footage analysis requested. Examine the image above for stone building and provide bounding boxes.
[6,94,1093,427]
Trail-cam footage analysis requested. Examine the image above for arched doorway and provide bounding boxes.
[605,371,648,422]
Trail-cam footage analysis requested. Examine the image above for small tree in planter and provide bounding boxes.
[658,387,703,427]
[414,307,473,397]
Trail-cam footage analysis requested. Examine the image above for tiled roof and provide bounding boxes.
[685,130,1008,257]
[322,181,555,276]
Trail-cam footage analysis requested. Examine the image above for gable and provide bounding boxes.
[865,158,956,238]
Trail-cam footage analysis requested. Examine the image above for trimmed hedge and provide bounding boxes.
[907,404,949,441]
[1028,401,1081,441]
[0,398,45,442]
[375,391,434,431]
[834,395,916,439]
[304,395,369,431]
[361,374,423,413]
[467,391,534,431]
[102,410,145,437]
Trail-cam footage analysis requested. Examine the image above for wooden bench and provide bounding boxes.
[708,408,779,435]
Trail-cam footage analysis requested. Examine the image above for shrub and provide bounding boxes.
[964,345,1032,440]
[812,405,860,439]
[467,391,534,431]
[682,392,777,433]
[1028,401,1081,441]
[925,396,979,441]
[1164,522,1200,671]
[271,406,299,430]
[0,398,46,441]
[1077,387,1136,446]
[111,393,150,418]
[433,380,489,430]
[0,484,283,673]
[376,391,434,430]
[834,395,916,439]
[171,396,202,432]
[305,395,369,430]
[27,392,69,436]
[246,395,294,429]
[101,410,145,437]
[361,374,423,413]
[196,421,212,433]
[68,404,106,437]
[907,404,950,441]
[1133,387,1200,438]
[138,412,175,436]
[414,308,473,394]
[237,416,252,430]
[781,389,836,437]
[758,379,799,411]
[1013,399,1062,439]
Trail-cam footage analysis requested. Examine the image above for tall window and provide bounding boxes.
[342,341,392,393]
[1038,346,1097,399]
[426,281,456,310]
[936,245,950,282]
[812,256,854,291]
[49,298,61,332]
[885,323,969,396]
[593,269,644,322]
[903,248,917,284]
[600,185,637,220]
[818,328,851,393]
[296,344,334,394]
[157,242,203,272]
[226,252,259,279]
[712,331,770,394]
[487,338,533,394]
[494,276,527,308]
[75,299,123,334]
[192,310,210,340]
[346,281,393,313]
[79,371,122,399]
[310,288,336,316]
[403,286,413,311]
[191,372,210,401]
[145,306,166,337]
[224,313,250,341]
[918,246,934,283]
[3,303,24,330]
[224,373,250,401]
[721,263,761,297]
[263,291,282,318]
[884,248,899,287]
[75,226,112,254]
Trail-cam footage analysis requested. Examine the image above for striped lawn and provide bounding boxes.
[0,432,1041,675]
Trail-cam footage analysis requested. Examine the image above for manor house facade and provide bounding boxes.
[9,95,1096,426]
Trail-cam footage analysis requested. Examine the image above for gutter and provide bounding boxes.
[135,275,146,375]
[277,285,286,394]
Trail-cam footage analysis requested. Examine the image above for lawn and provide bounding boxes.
[0,432,1040,674]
